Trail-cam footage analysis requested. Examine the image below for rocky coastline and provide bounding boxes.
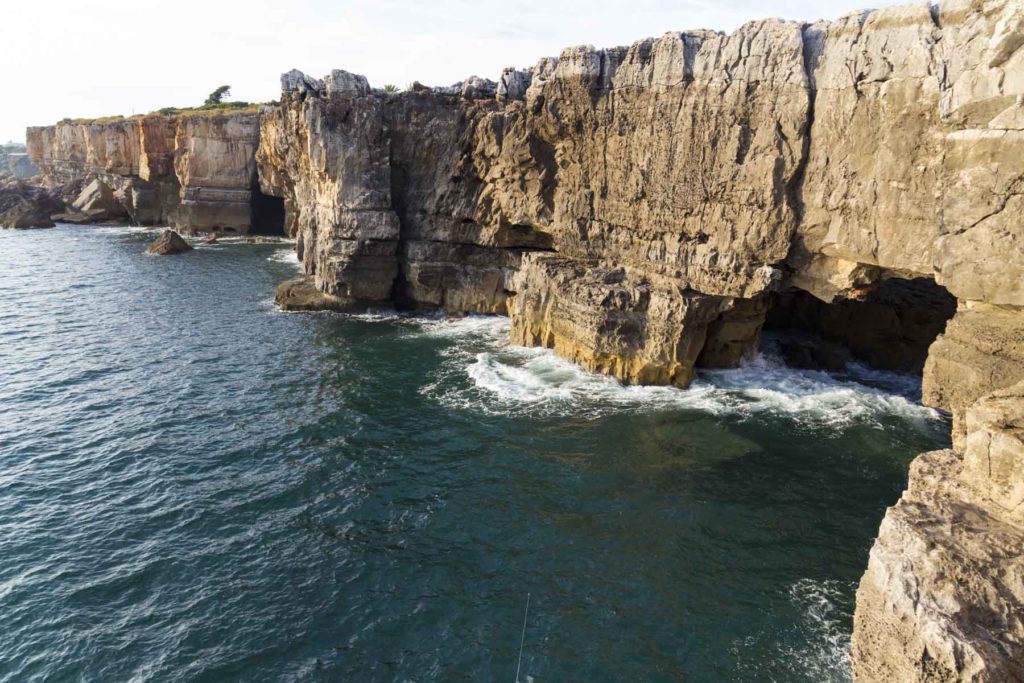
[18,0,1024,678]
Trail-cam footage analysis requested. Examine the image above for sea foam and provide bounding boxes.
[401,316,944,429]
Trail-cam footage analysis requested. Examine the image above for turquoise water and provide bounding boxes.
[0,225,949,682]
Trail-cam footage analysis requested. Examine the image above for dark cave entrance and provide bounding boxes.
[762,277,958,375]
[250,188,286,236]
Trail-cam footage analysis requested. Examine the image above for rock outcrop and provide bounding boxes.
[145,229,193,255]
[27,111,268,234]
[852,384,1024,682]
[0,176,62,229]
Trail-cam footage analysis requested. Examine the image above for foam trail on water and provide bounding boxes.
[784,579,855,683]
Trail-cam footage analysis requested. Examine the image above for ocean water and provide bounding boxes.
[0,225,950,682]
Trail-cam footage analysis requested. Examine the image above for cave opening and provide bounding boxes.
[250,189,286,236]
[762,277,958,375]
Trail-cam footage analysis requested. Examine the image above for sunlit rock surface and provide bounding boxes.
[27,112,262,234]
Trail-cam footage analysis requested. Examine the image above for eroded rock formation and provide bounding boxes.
[146,229,193,255]
[27,112,267,234]
[251,2,1024,678]
[0,176,62,229]
[853,383,1024,682]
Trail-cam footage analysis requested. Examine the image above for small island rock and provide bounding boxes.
[146,229,193,255]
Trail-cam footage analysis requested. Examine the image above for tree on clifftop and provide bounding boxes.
[204,85,231,106]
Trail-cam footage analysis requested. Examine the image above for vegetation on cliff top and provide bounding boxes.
[62,85,279,125]
[204,85,232,106]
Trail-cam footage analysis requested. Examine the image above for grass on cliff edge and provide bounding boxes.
[64,101,277,125]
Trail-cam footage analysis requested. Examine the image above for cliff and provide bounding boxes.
[24,0,1024,677]
[254,1,1024,678]
[26,111,269,233]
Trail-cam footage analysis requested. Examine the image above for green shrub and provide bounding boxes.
[204,85,232,106]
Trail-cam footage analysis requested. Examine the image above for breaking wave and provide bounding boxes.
[402,316,943,429]
[267,247,301,269]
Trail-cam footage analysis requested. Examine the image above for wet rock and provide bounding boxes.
[769,332,851,372]
[0,198,55,229]
[146,229,193,255]
[274,275,358,312]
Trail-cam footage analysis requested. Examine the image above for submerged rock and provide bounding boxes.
[146,229,193,255]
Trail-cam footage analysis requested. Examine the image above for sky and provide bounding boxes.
[3,0,900,143]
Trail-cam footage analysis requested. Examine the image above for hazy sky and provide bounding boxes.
[4,0,898,143]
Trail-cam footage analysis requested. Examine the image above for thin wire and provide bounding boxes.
[514,593,531,683]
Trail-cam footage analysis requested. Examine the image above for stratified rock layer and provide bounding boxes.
[27,112,263,233]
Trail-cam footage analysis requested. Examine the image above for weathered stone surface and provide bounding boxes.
[508,253,733,387]
[69,178,129,221]
[0,198,55,229]
[852,446,1024,683]
[796,0,1024,308]
[173,114,260,233]
[964,381,1024,522]
[27,112,262,233]
[274,275,358,312]
[923,303,1024,448]
[0,176,62,229]
[146,229,192,255]
[256,86,399,303]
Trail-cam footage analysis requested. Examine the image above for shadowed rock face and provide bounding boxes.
[27,112,262,234]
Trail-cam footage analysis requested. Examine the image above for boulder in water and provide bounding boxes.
[146,229,193,255]
[0,175,61,229]
[275,275,355,312]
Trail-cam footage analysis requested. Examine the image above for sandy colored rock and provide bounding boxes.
[146,229,193,255]
[852,446,1024,683]
[27,112,264,233]
[923,303,1024,448]
[274,275,359,312]
[508,253,739,387]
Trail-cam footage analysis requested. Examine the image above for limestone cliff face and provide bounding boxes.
[27,112,263,233]
[797,0,1024,311]
[253,2,1024,678]
[852,385,1024,682]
